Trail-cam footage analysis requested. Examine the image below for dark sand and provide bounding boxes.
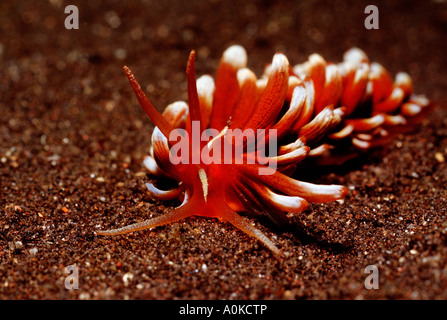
[1,0,446,299]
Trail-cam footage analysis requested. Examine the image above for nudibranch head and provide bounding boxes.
[96,45,430,256]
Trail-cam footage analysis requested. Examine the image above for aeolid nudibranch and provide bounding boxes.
[96,45,431,256]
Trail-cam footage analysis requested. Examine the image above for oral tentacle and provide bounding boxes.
[96,200,195,236]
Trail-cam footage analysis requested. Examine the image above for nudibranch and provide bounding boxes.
[96,45,431,256]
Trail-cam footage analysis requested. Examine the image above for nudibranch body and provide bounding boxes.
[96,45,430,256]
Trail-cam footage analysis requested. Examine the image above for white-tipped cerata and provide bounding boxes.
[222,45,247,69]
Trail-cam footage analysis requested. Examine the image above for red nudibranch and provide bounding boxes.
[96,45,431,256]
